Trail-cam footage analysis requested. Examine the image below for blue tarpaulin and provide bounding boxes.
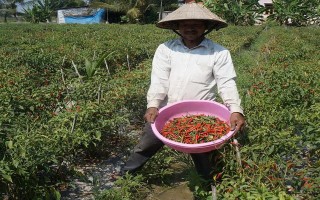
[57,8,105,24]
[64,9,105,24]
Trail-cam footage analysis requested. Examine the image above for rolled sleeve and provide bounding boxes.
[147,99,163,109]
[221,87,244,114]
[146,44,171,108]
[214,49,244,115]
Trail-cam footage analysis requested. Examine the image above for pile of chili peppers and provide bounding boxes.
[160,114,230,144]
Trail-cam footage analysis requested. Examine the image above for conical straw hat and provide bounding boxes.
[157,3,227,31]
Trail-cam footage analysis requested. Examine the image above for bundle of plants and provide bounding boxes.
[160,114,231,144]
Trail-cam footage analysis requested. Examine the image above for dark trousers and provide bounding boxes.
[123,123,215,181]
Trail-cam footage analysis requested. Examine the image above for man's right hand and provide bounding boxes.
[144,107,159,123]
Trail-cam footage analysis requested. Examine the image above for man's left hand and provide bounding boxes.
[230,112,246,134]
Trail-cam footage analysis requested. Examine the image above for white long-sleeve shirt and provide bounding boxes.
[147,38,243,114]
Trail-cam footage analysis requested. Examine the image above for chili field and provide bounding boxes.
[0,23,319,199]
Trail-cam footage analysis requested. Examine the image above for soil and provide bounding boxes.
[146,182,194,200]
[59,128,195,200]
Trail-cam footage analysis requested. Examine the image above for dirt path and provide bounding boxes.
[59,128,140,200]
[146,182,194,200]
[60,152,127,199]
[59,128,195,200]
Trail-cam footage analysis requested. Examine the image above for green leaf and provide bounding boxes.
[54,190,61,200]
[6,141,13,149]
[268,145,274,155]
[2,174,13,183]
[224,3,229,10]
[306,126,315,133]
[20,149,26,158]
[85,58,91,68]
[95,131,101,140]
[12,159,19,168]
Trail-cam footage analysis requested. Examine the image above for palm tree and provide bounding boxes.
[89,0,134,13]
[89,0,178,23]
[20,0,86,23]
[268,0,320,26]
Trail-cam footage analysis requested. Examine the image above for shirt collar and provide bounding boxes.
[177,38,209,49]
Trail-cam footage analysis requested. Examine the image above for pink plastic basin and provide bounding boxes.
[151,100,235,153]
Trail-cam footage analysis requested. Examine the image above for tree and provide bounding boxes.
[89,0,178,24]
[268,0,320,26]
[23,0,86,23]
[204,0,265,26]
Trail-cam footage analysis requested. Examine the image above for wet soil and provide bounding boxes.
[146,182,194,200]
[59,128,195,200]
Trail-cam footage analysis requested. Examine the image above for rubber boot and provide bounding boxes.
[190,151,214,191]
[190,152,214,180]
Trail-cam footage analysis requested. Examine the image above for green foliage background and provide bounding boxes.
[0,23,319,199]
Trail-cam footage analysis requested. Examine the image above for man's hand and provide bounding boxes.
[230,112,246,134]
[144,107,159,123]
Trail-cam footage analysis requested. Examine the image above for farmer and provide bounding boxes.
[122,2,246,186]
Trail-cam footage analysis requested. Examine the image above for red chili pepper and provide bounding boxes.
[160,114,230,144]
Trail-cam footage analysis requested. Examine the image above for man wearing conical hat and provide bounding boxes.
[123,2,245,190]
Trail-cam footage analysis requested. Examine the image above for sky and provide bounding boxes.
[15,0,90,13]
[16,0,34,13]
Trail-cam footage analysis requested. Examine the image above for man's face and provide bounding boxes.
[178,20,207,41]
